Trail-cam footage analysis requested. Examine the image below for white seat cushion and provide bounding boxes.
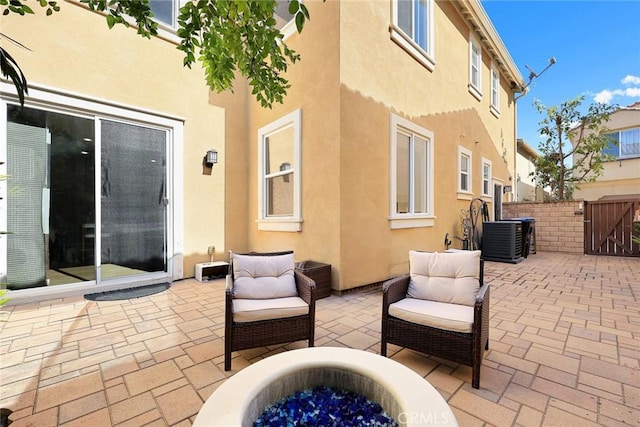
[232,253,297,299]
[389,298,474,333]
[407,250,481,306]
[233,297,309,323]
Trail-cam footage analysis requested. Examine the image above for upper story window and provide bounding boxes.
[603,127,640,159]
[458,146,472,195]
[490,63,500,116]
[274,0,297,38]
[389,114,434,229]
[391,0,435,71]
[469,35,482,100]
[258,109,302,232]
[482,158,492,197]
[150,0,178,28]
[149,0,296,37]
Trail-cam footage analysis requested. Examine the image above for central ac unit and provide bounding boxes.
[481,221,524,263]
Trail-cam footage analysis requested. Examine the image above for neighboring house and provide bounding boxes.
[515,138,542,201]
[1,0,524,303]
[572,102,640,201]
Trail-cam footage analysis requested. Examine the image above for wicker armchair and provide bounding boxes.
[224,251,316,371]
[381,250,490,389]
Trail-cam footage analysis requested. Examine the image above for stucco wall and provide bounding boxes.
[233,0,343,276]
[2,2,231,279]
[502,201,584,254]
[573,106,640,201]
[230,0,519,290]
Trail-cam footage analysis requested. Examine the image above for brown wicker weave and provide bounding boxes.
[224,251,316,371]
[381,259,490,389]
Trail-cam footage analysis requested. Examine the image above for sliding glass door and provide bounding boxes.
[4,105,168,290]
[99,120,167,280]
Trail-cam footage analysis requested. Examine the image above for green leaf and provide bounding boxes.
[106,14,115,28]
[300,3,310,19]
[295,11,304,33]
[288,0,298,14]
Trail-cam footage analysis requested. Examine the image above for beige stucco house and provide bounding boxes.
[572,102,640,201]
[516,138,542,201]
[1,0,524,303]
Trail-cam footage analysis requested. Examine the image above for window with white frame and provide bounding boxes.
[150,0,179,28]
[258,109,302,232]
[389,114,434,229]
[469,36,482,99]
[1,83,183,294]
[482,158,492,197]
[149,0,296,38]
[490,63,500,115]
[602,127,640,159]
[458,146,472,194]
[391,0,435,70]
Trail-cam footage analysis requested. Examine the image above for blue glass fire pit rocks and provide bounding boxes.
[254,385,398,426]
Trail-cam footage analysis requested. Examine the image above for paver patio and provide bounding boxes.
[0,252,638,426]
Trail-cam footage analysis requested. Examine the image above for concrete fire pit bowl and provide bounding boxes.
[193,347,458,426]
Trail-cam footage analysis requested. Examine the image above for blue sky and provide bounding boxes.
[482,0,640,152]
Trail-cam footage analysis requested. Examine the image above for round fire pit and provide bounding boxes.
[193,347,458,426]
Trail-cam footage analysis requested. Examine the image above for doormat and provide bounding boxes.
[85,283,170,301]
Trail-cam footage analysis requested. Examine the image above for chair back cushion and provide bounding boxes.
[232,253,297,299]
[407,250,480,306]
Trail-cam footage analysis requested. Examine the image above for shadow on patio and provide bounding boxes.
[0,252,638,426]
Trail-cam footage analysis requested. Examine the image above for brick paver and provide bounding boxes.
[0,252,638,426]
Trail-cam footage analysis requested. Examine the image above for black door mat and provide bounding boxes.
[85,283,170,301]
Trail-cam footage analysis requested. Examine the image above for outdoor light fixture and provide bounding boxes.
[205,149,218,166]
[279,162,291,171]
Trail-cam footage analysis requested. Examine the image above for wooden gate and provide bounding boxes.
[584,198,640,257]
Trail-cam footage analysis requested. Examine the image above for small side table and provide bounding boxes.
[195,261,230,282]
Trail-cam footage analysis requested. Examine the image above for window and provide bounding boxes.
[258,109,302,232]
[391,0,435,70]
[482,158,492,197]
[148,0,296,39]
[458,146,472,195]
[150,0,178,28]
[469,36,482,99]
[603,127,640,159]
[490,63,500,115]
[274,0,297,38]
[390,114,434,229]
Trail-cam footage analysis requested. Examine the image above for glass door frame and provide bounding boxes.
[0,83,184,301]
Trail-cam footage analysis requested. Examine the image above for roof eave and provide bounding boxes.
[453,0,526,93]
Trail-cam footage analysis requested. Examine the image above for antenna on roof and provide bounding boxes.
[515,57,556,101]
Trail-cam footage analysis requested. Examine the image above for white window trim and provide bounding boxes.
[457,146,473,198]
[390,0,436,71]
[257,109,302,232]
[605,127,640,159]
[0,82,184,303]
[468,35,482,101]
[490,62,501,117]
[481,157,493,198]
[111,1,297,45]
[389,114,435,229]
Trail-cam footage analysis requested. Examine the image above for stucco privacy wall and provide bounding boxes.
[502,201,584,254]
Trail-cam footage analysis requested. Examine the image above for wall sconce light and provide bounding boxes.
[279,162,291,171]
[205,149,218,166]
